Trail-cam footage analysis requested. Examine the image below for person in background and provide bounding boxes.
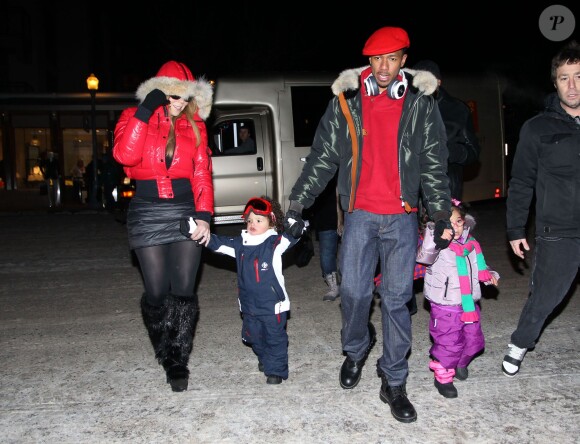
[113,60,214,392]
[307,174,343,302]
[284,26,451,423]
[502,40,580,378]
[412,60,480,201]
[205,196,301,384]
[70,159,86,203]
[228,126,256,154]
[417,200,499,398]
[85,155,102,206]
[39,151,61,208]
[100,148,121,212]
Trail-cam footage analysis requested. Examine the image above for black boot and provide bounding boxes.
[140,294,168,362]
[434,379,458,398]
[377,366,417,423]
[160,294,199,392]
[339,322,376,389]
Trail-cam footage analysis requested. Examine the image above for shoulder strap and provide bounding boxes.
[338,92,358,212]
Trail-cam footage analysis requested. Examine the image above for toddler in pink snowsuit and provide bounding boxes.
[416,201,499,398]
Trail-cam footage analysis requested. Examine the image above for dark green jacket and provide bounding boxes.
[289,66,451,223]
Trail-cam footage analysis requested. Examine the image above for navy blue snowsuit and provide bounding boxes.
[207,228,299,379]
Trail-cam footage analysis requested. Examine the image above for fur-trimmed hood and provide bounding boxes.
[331,66,438,97]
[457,214,476,243]
[463,214,476,231]
[135,61,213,120]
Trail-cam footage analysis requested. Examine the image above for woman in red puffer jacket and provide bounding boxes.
[113,60,214,393]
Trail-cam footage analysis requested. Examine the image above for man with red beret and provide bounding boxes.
[284,26,452,423]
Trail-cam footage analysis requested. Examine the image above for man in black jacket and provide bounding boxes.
[413,60,480,201]
[283,27,452,424]
[502,40,580,377]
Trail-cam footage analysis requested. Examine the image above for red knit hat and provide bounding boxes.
[155,61,195,82]
[362,27,410,56]
[135,60,214,120]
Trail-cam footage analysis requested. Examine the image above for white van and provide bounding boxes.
[208,72,335,224]
[207,71,506,224]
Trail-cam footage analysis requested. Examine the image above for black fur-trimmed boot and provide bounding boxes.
[160,294,199,392]
[140,294,168,363]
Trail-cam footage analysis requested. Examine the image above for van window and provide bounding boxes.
[291,86,333,147]
[210,120,256,156]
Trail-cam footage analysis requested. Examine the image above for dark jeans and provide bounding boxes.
[511,236,580,349]
[340,210,417,386]
[318,229,339,276]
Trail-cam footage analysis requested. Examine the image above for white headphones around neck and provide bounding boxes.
[364,70,408,99]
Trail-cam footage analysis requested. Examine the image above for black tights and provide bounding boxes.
[135,241,203,306]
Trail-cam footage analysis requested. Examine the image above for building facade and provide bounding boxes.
[0,93,134,204]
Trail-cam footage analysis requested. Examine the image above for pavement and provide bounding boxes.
[0,193,578,444]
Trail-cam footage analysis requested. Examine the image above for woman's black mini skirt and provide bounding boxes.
[126,197,194,250]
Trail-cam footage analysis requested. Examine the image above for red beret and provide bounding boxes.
[362,27,410,56]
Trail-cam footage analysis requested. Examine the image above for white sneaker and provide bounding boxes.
[322,272,340,301]
[502,343,527,377]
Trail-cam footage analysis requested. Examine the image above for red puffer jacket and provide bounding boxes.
[113,107,214,215]
[113,60,214,215]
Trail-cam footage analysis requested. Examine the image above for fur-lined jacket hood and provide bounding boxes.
[331,66,438,97]
[135,61,213,120]
[453,213,477,244]
[422,213,477,246]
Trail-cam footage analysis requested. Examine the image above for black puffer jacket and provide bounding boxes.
[289,66,451,223]
[506,93,580,240]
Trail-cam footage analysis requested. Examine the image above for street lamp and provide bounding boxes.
[86,73,99,209]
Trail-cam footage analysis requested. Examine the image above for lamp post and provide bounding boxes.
[86,73,99,209]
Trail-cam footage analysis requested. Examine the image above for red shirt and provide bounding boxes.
[355,67,405,215]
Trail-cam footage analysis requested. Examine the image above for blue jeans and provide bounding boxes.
[318,229,339,276]
[340,210,418,386]
[511,236,580,349]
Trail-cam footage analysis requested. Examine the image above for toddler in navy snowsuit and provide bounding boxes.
[207,196,301,384]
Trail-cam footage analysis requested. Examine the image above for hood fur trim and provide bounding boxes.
[331,66,437,97]
[464,214,476,231]
[135,76,213,120]
[457,214,477,243]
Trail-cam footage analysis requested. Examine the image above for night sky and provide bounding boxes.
[101,3,576,97]
[4,1,578,121]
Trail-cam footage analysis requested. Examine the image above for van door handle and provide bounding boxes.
[257,157,263,171]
